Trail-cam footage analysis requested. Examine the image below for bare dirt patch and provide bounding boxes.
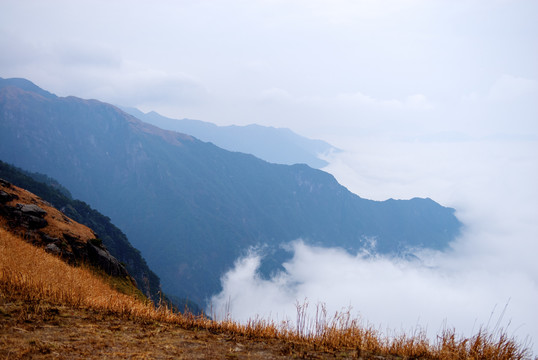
[1,297,396,359]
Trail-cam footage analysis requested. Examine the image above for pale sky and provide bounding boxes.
[2,0,537,354]
[1,0,537,143]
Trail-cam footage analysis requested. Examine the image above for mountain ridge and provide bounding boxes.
[121,106,339,169]
[0,177,142,297]
[0,77,462,304]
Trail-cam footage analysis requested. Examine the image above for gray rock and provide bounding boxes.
[45,243,61,256]
[17,203,47,217]
[40,233,59,243]
[0,190,13,203]
[27,215,48,229]
[87,242,131,279]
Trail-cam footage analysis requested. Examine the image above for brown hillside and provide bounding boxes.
[0,178,94,243]
[0,227,379,359]
[0,178,134,283]
[0,226,532,359]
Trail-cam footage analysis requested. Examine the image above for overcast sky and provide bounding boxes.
[1,0,537,354]
[1,0,537,142]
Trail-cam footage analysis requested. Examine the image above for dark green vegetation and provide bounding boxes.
[0,78,461,305]
[122,107,339,169]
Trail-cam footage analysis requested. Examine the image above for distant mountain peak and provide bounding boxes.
[0,77,57,99]
[121,107,340,169]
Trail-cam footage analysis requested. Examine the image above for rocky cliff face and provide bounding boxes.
[0,178,134,283]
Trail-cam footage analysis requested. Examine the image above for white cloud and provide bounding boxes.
[405,93,433,109]
[255,89,434,112]
[210,240,538,350]
[258,87,293,102]
[0,36,208,110]
[335,92,434,110]
[463,75,538,104]
[2,1,537,351]
[2,0,536,141]
[282,0,429,25]
[209,139,538,354]
[86,68,208,109]
[53,41,122,69]
[488,74,537,102]
[456,74,538,138]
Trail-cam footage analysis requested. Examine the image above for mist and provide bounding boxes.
[209,138,538,353]
[2,0,536,353]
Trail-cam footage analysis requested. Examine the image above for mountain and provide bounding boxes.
[0,78,461,304]
[121,107,338,169]
[0,160,202,313]
[0,159,159,301]
[0,177,144,297]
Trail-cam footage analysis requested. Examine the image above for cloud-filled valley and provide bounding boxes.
[1,0,537,356]
[210,139,538,351]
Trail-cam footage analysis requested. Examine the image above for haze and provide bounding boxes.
[1,0,537,353]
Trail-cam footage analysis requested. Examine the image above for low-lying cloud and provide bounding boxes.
[210,240,537,344]
[209,139,538,353]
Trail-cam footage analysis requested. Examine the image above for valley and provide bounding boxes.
[0,78,461,305]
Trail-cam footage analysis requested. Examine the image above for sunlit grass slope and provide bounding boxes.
[0,227,532,359]
[0,227,156,316]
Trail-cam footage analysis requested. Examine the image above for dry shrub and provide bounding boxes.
[0,227,533,359]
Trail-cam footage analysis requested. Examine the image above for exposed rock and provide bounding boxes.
[26,214,48,229]
[17,203,47,217]
[0,203,50,229]
[0,190,13,203]
[45,243,61,256]
[5,205,49,230]
[87,242,132,279]
[40,233,59,244]
[0,181,135,286]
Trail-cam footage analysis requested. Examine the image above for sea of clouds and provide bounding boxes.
[209,138,538,354]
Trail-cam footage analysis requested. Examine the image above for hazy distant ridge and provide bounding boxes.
[122,107,338,169]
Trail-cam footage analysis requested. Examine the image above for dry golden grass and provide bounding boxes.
[0,182,96,242]
[0,227,533,359]
[0,227,151,316]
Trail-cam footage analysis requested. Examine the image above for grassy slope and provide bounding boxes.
[0,227,532,359]
[0,159,163,305]
[0,228,373,359]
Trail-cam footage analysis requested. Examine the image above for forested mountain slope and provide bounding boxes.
[0,78,461,304]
